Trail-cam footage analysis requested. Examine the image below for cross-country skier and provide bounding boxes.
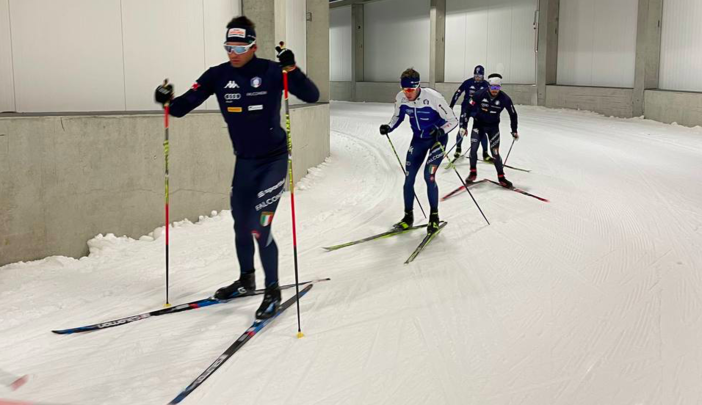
[449,65,489,160]
[379,68,458,234]
[154,16,319,319]
[466,73,519,188]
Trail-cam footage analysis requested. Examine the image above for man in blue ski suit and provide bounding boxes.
[466,73,519,189]
[379,68,458,235]
[449,65,489,160]
[154,16,319,319]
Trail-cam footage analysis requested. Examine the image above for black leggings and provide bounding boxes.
[230,154,288,287]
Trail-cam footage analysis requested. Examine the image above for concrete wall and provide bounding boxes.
[0,105,330,266]
[545,85,634,118]
[644,90,702,127]
[355,82,408,103]
[289,103,331,183]
[330,81,354,101]
[331,81,538,106]
[434,83,537,106]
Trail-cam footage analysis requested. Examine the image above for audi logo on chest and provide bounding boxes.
[225,93,241,101]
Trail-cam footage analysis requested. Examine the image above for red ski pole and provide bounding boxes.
[280,43,304,338]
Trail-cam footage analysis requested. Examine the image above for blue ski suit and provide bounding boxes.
[449,78,489,153]
[169,56,319,286]
[386,88,458,211]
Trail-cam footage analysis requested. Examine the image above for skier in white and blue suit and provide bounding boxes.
[379,68,458,235]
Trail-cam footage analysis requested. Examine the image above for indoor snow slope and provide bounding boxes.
[2,101,702,404]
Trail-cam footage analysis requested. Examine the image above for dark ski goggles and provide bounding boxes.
[223,42,256,55]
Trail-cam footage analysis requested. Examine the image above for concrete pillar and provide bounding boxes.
[274,0,286,47]
[633,0,663,117]
[306,0,330,102]
[241,0,276,60]
[351,4,364,101]
[429,0,446,87]
[536,0,559,106]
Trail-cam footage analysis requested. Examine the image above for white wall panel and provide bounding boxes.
[445,0,536,84]
[557,0,638,88]
[9,0,125,112]
[0,0,14,112]
[364,0,430,82]
[329,6,352,82]
[287,0,307,72]
[122,0,205,111]
[659,0,702,92]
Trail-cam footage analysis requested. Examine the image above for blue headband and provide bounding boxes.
[401,77,420,89]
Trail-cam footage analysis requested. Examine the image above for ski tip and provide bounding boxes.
[297,331,305,339]
[9,375,29,391]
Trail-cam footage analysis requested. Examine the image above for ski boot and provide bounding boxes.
[256,282,282,320]
[393,210,414,230]
[498,174,513,189]
[427,210,440,235]
[214,271,255,300]
[466,168,477,183]
[454,145,462,159]
[483,152,493,162]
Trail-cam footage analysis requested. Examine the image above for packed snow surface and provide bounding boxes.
[2,101,702,404]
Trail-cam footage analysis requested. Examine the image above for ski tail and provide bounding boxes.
[486,180,549,202]
[441,179,486,201]
[51,278,329,335]
[405,221,448,264]
[168,283,315,404]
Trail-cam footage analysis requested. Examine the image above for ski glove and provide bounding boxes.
[379,124,390,136]
[429,126,445,141]
[511,131,519,140]
[155,82,174,106]
[275,45,296,71]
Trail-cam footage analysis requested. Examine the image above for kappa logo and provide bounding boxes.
[251,76,262,88]
[224,80,239,89]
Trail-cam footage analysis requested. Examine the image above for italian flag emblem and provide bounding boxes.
[260,212,274,227]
